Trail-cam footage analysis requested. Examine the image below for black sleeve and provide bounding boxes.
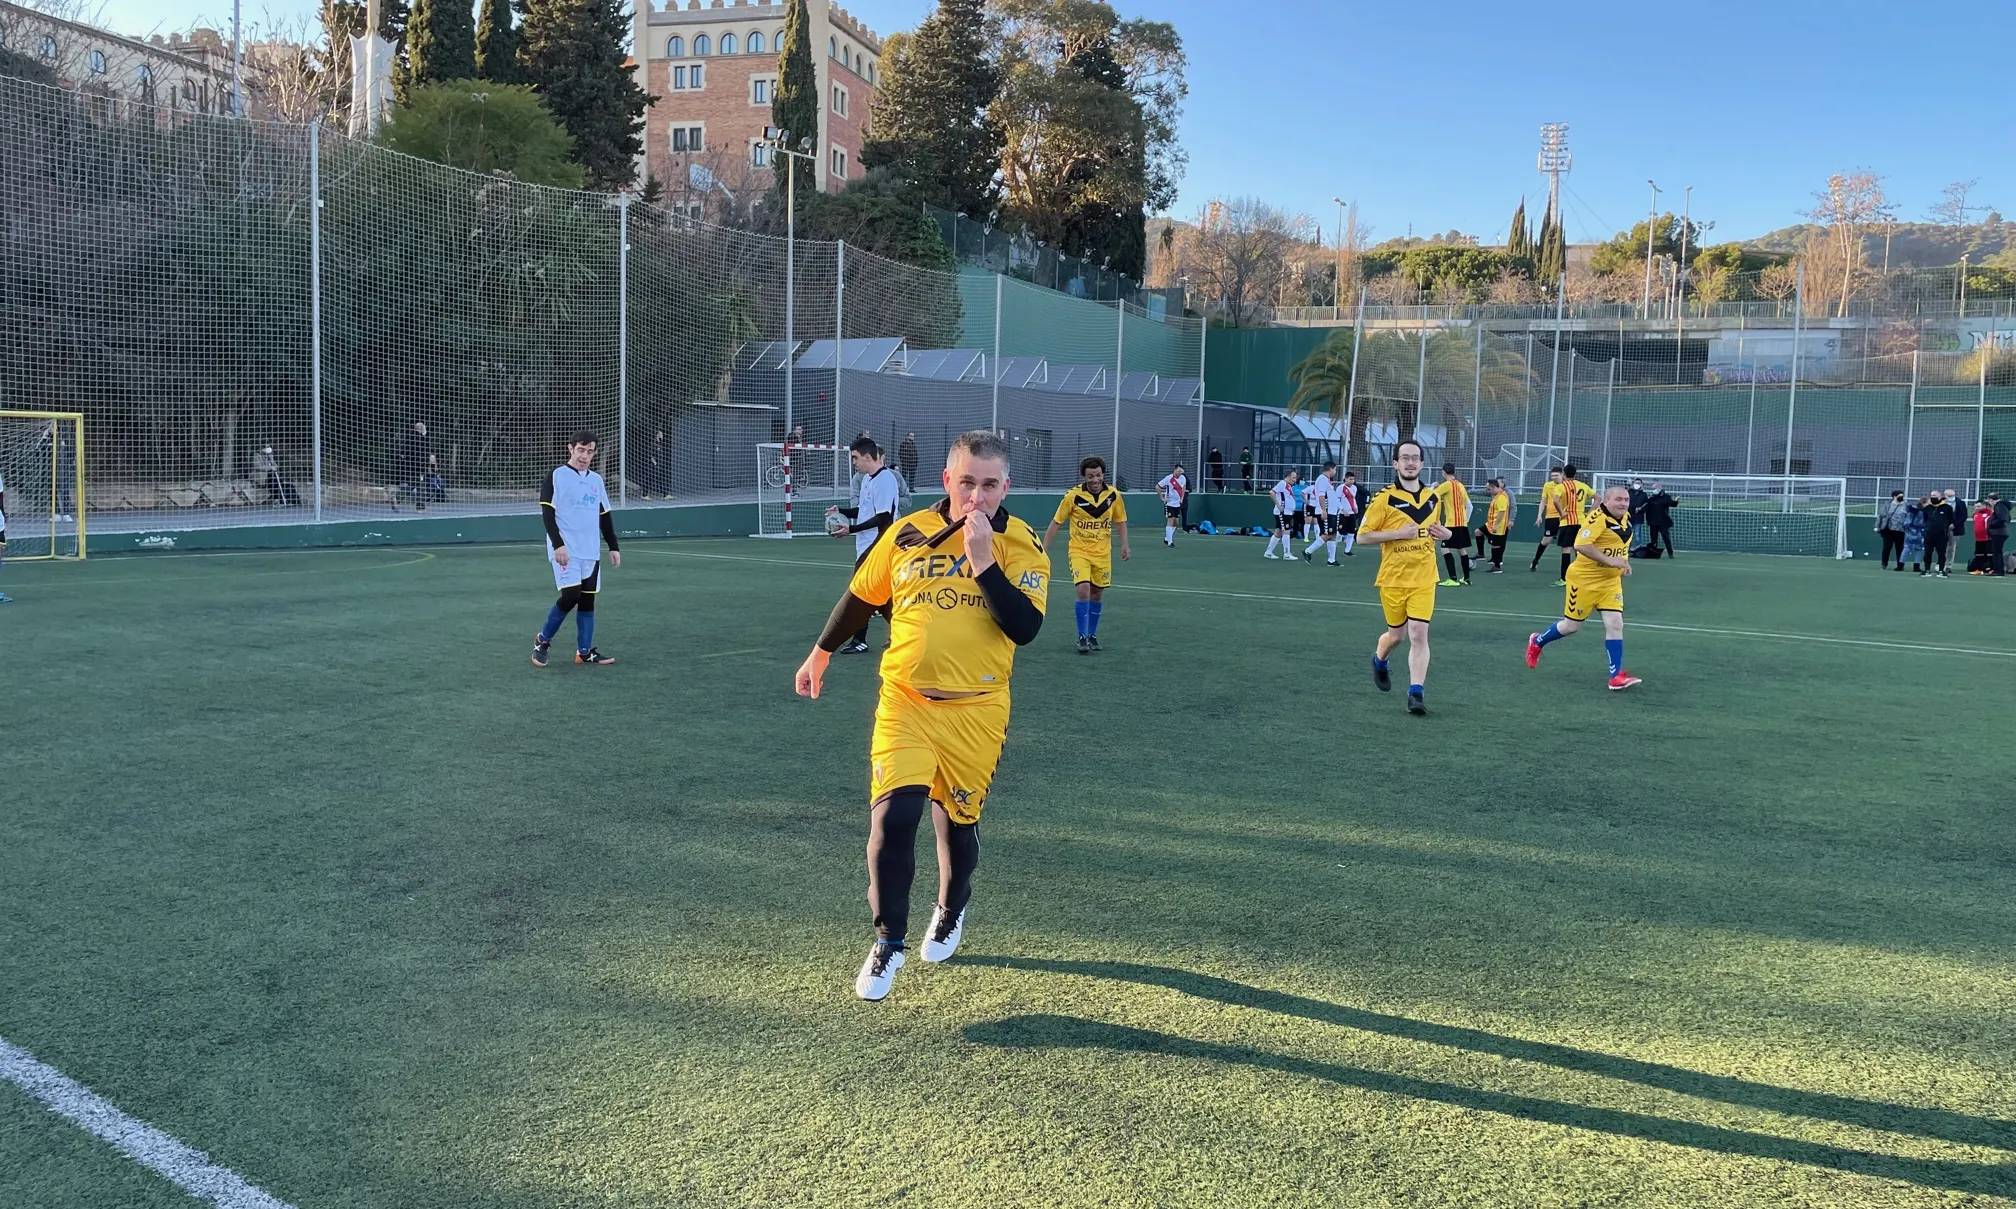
[974,564,1043,646]
[836,505,860,519]
[848,510,894,537]
[599,507,619,551]
[816,592,879,652]
[539,471,564,547]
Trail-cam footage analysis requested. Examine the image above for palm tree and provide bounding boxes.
[1290,328,1532,467]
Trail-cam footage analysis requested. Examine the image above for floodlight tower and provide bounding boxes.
[1537,123,1571,229]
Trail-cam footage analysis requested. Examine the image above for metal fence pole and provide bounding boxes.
[1112,301,1125,475]
[1343,288,1365,476]
[834,240,845,490]
[1977,332,1989,496]
[1563,352,1576,464]
[1521,331,1534,469]
[616,193,629,505]
[1470,321,1482,484]
[991,274,1002,434]
[1785,262,1803,484]
[1904,348,1918,498]
[1545,276,1565,454]
[1414,321,1428,442]
[1601,357,1615,472]
[308,121,323,523]
[1195,316,1207,486]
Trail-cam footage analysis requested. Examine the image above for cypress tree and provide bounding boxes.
[1537,206,1567,286]
[1506,198,1531,263]
[859,0,1001,217]
[521,0,649,189]
[406,0,477,90]
[769,0,819,209]
[475,0,526,85]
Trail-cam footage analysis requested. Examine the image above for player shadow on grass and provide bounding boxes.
[962,1012,2014,1196]
[957,958,2015,1186]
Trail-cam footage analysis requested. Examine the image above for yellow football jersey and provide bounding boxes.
[1361,483,1442,590]
[1558,478,1592,526]
[1565,507,1634,582]
[849,501,1050,694]
[1486,491,1512,535]
[1540,480,1565,519]
[1051,485,1127,560]
[1433,477,1469,528]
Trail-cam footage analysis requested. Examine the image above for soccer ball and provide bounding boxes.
[824,510,850,536]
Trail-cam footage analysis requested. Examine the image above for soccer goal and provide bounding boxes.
[1593,472,1849,559]
[752,441,847,538]
[1,411,87,559]
[1484,443,1566,495]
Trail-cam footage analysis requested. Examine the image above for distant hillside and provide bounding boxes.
[1745,221,2014,268]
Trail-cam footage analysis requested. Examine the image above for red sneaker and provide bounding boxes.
[1525,634,1544,669]
[1608,671,1642,691]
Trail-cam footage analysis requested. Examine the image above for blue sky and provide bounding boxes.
[102,0,2013,245]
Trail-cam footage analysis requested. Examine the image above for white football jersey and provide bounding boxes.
[1157,472,1187,507]
[545,465,610,563]
[854,466,901,556]
[1271,479,1295,514]
[1311,475,1335,513]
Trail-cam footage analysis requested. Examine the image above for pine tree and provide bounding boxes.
[1537,205,1567,287]
[1506,198,1532,263]
[406,0,477,90]
[475,0,526,85]
[769,0,819,209]
[859,0,1001,217]
[521,0,649,189]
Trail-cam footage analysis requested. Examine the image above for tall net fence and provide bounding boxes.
[0,75,1205,537]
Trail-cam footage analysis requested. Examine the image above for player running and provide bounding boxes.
[1359,440,1449,715]
[1527,467,1566,576]
[1156,463,1187,547]
[1526,483,1641,690]
[1044,455,1129,653]
[795,430,1050,1001]
[1263,470,1301,560]
[1433,463,1473,585]
[532,431,619,667]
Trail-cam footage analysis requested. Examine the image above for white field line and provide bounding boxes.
[0,1037,295,1209]
[639,547,2016,661]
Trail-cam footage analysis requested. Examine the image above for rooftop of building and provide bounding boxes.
[642,0,879,50]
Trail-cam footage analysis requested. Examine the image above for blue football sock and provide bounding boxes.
[1074,599,1089,637]
[1409,684,1423,694]
[539,603,567,643]
[1373,655,1389,670]
[1535,622,1566,647]
[1088,601,1103,635]
[577,610,596,652]
[1605,638,1623,676]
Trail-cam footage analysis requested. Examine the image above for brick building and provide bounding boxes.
[632,0,882,220]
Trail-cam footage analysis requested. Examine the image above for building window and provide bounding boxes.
[89,49,106,73]
[673,65,685,88]
[831,84,846,117]
[667,35,683,57]
[831,147,846,179]
[750,141,768,167]
[0,22,8,50]
[693,34,709,55]
[39,34,57,58]
[750,77,769,104]
[673,126,703,152]
[868,63,875,85]
[775,28,785,49]
[136,64,153,98]
[691,63,703,87]
[748,31,764,54]
[720,33,736,54]
[827,36,835,58]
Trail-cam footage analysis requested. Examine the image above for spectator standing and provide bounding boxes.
[1641,481,1679,558]
[1207,446,1225,492]
[396,422,436,511]
[1968,501,1995,574]
[1921,492,1955,577]
[898,432,919,488]
[1901,496,1927,573]
[1991,493,2010,575]
[1239,446,1254,492]
[1627,477,1649,546]
[1875,490,1910,571]
[1944,488,1964,569]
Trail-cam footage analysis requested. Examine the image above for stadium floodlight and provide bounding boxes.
[1643,180,1661,319]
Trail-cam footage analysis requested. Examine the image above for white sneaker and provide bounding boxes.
[1263,551,1280,559]
[854,943,905,1001]
[922,904,965,962]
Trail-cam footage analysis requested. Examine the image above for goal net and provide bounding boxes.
[753,442,846,537]
[1593,472,1848,558]
[0,412,86,559]
[1483,443,1566,495]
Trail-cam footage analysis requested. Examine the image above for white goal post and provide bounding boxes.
[0,410,87,560]
[1593,472,1849,559]
[752,441,846,538]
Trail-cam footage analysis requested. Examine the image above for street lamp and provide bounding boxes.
[1332,196,1346,320]
[762,126,817,444]
[1642,179,1661,320]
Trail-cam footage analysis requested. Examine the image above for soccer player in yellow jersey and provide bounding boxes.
[1480,478,1513,572]
[1433,462,1473,585]
[795,431,1050,1001]
[1551,465,1593,583]
[1043,455,1129,654]
[1358,440,1450,715]
[1527,467,1566,576]
[1525,484,1642,690]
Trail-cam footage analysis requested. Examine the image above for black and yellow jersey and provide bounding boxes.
[1051,485,1127,561]
[1566,507,1633,582]
[1361,482,1442,590]
[848,500,1050,694]
[1486,491,1513,535]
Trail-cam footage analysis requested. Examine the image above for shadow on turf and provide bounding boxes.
[963,1013,2015,1195]
[958,957,2015,1159]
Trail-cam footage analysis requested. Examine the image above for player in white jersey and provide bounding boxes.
[1263,470,1301,560]
[828,436,903,653]
[0,468,10,603]
[1156,463,1188,546]
[1303,462,1344,563]
[532,430,621,667]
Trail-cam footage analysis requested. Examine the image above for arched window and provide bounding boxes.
[776,29,785,49]
[747,30,764,54]
[828,36,836,57]
[89,49,106,73]
[719,33,735,53]
[39,34,57,58]
[136,63,154,100]
[693,34,709,55]
[667,35,683,56]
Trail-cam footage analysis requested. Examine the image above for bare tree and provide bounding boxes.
[1187,196,1314,327]
[1758,263,1799,316]
[1928,179,1985,226]
[1804,171,1887,317]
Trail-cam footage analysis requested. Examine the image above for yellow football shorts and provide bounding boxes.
[1378,583,1436,628]
[869,680,1012,824]
[1068,551,1112,589]
[1563,575,1624,621]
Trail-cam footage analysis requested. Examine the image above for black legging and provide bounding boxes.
[866,786,979,944]
[1924,532,1950,572]
[1648,522,1675,556]
[1879,530,1904,567]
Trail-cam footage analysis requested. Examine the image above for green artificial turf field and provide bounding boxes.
[1,533,2011,1208]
